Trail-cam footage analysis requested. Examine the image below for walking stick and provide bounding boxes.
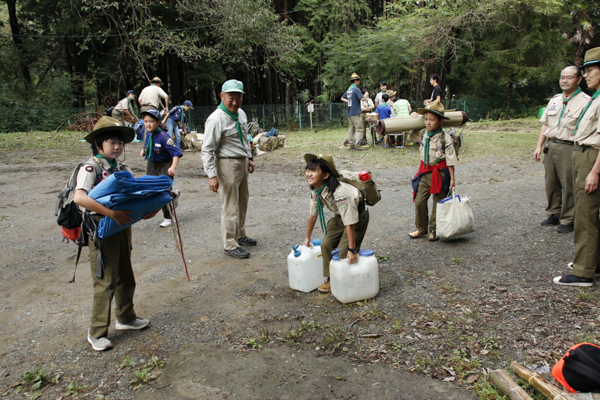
[168,190,190,282]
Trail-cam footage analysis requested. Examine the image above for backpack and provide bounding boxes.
[338,170,381,206]
[442,129,460,159]
[55,162,102,282]
[552,342,600,393]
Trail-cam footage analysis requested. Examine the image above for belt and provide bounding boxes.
[549,138,572,145]
[217,156,246,159]
[573,143,598,152]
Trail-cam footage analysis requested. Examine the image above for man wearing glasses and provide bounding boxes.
[534,66,590,233]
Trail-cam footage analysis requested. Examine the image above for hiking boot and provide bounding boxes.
[224,247,250,259]
[318,279,331,293]
[428,231,439,242]
[87,331,113,351]
[409,230,426,238]
[116,318,150,331]
[553,274,593,287]
[354,144,367,151]
[541,215,559,226]
[238,236,257,246]
[556,223,574,233]
[159,218,172,228]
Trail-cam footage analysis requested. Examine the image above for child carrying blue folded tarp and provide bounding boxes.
[73,116,159,352]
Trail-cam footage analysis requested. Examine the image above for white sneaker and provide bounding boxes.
[115,318,150,331]
[159,219,172,228]
[87,331,113,351]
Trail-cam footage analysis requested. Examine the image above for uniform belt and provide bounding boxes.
[217,156,246,159]
[549,138,572,145]
[573,143,596,152]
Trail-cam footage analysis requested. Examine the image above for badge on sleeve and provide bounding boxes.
[85,166,94,172]
[335,197,348,212]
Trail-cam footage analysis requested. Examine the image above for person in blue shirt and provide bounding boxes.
[375,94,393,147]
[161,100,193,148]
[341,72,367,151]
[140,109,183,227]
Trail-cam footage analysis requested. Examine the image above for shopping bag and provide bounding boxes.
[436,189,474,238]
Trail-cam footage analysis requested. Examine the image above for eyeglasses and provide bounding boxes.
[560,76,577,80]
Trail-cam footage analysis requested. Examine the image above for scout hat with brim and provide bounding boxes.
[141,109,161,121]
[349,72,361,81]
[150,76,163,85]
[417,100,450,120]
[581,47,600,69]
[387,90,396,97]
[84,116,135,144]
[304,153,340,178]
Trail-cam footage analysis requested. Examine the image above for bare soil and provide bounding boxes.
[1,130,598,399]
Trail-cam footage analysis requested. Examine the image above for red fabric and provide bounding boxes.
[62,226,80,243]
[413,160,447,198]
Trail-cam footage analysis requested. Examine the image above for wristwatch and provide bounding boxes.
[348,247,358,254]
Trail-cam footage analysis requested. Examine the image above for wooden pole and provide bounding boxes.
[490,370,534,400]
[510,362,572,400]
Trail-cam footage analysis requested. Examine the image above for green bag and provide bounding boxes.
[338,170,381,206]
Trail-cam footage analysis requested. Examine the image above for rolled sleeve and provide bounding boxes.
[309,192,318,217]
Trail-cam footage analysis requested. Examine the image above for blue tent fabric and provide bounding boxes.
[88,171,173,238]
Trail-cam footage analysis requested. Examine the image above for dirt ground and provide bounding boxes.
[1,128,599,399]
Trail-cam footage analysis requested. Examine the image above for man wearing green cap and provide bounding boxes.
[201,79,257,259]
[554,47,600,287]
[534,66,590,234]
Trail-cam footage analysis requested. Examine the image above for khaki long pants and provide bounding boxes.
[320,209,370,277]
[414,171,447,233]
[216,157,250,250]
[572,148,600,279]
[88,222,136,338]
[544,141,575,225]
[146,161,173,219]
[348,115,364,146]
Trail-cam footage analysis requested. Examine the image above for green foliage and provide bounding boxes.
[20,366,60,392]
[66,382,86,397]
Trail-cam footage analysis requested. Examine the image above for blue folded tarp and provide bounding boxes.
[88,171,173,238]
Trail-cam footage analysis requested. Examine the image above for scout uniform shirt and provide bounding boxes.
[75,156,131,213]
[309,182,364,226]
[143,128,183,162]
[166,106,186,124]
[138,85,168,109]
[541,91,590,142]
[573,94,600,149]
[114,97,134,114]
[420,130,459,166]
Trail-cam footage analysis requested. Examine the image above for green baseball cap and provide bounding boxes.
[222,79,245,94]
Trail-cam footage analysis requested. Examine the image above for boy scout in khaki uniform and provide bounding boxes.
[302,154,370,293]
[554,47,600,287]
[409,101,458,241]
[534,66,590,233]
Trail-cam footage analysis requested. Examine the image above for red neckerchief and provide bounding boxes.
[413,160,447,196]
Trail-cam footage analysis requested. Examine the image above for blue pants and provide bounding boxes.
[166,118,181,148]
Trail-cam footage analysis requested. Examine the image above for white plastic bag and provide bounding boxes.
[436,189,474,238]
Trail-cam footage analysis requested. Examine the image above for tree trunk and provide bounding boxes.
[6,0,32,88]
[265,66,273,104]
[507,81,512,108]
[416,63,422,103]
[169,54,179,105]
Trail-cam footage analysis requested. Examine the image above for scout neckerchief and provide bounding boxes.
[314,183,328,235]
[144,127,161,163]
[557,87,582,126]
[96,153,117,169]
[348,83,357,91]
[218,102,244,146]
[423,126,443,167]
[573,90,600,136]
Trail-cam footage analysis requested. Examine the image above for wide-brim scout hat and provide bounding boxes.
[304,153,340,178]
[386,90,396,97]
[84,116,135,144]
[150,76,163,85]
[222,79,245,94]
[141,109,161,121]
[349,72,361,81]
[581,47,600,69]
[417,100,450,120]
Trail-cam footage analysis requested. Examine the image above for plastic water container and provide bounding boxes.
[330,249,379,303]
[287,239,325,292]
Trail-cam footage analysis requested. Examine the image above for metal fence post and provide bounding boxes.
[298,103,302,130]
[262,105,265,131]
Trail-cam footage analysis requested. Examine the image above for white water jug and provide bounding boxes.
[287,239,325,292]
[330,249,379,303]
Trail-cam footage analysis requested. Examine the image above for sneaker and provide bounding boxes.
[408,230,426,238]
[87,332,113,351]
[556,224,574,233]
[318,279,331,293]
[159,218,172,228]
[354,144,367,151]
[553,274,593,287]
[116,318,150,331]
[238,236,257,246]
[428,231,439,242]
[224,247,250,259]
[343,139,349,147]
[541,215,560,226]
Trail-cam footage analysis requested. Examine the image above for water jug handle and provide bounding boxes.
[293,244,301,257]
[331,249,341,261]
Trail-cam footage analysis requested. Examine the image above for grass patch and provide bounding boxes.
[0,130,93,163]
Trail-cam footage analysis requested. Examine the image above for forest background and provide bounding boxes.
[1,0,600,121]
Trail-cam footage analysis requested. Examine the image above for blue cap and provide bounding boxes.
[331,249,341,261]
[126,90,135,95]
[311,239,322,246]
[292,244,301,258]
[183,100,194,109]
[359,249,374,257]
[141,109,161,121]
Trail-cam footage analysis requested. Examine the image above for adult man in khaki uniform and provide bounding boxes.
[111,90,137,126]
[201,79,257,259]
[534,66,590,233]
[554,48,600,287]
[138,77,169,112]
